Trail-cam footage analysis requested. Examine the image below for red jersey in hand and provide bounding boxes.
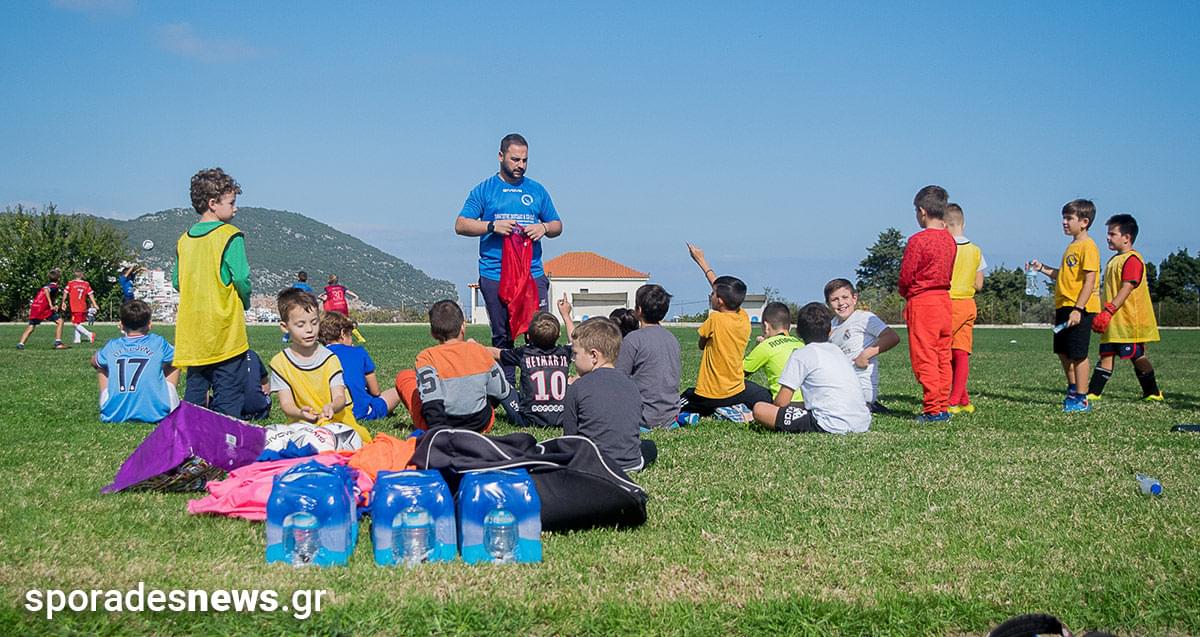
[499,226,538,339]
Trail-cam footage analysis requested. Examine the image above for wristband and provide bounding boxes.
[486,220,495,234]
[1072,306,1084,313]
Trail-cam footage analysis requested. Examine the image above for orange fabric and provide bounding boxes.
[347,432,417,480]
[395,369,428,431]
[904,293,952,414]
[394,368,495,432]
[950,298,977,353]
[415,341,497,379]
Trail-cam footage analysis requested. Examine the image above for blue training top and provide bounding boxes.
[94,333,174,423]
[328,343,376,421]
[458,174,560,281]
[293,282,314,294]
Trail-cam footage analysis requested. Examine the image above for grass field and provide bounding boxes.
[1,323,1198,636]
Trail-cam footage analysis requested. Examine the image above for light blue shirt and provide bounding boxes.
[459,174,560,281]
[94,333,175,423]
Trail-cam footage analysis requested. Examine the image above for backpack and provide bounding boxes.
[412,428,649,532]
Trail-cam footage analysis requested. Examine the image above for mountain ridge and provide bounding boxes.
[96,207,455,308]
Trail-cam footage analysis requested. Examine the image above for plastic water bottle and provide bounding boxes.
[483,507,517,563]
[1025,266,1040,297]
[394,506,434,566]
[1052,322,1069,334]
[1135,473,1162,496]
[287,512,320,567]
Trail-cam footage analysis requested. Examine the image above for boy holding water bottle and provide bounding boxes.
[1028,199,1101,413]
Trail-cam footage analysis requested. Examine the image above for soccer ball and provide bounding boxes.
[320,423,364,452]
[293,425,337,453]
[263,423,317,453]
[142,239,155,251]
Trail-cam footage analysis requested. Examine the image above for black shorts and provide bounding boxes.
[1052,307,1093,360]
[1099,342,1146,360]
[774,403,827,434]
[28,312,61,326]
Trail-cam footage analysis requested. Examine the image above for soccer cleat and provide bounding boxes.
[947,405,962,415]
[916,411,951,424]
[53,342,69,349]
[676,412,700,426]
[89,333,95,344]
[868,401,892,415]
[1086,393,1102,402]
[959,403,976,414]
[713,404,753,423]
[1063,397,1091,413]
[1143,392,1164,402]
[15,343,24,350]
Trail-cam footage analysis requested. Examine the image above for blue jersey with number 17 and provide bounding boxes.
[94,333,175,423]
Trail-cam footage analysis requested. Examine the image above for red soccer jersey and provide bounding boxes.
[899,228,957,299]
[29,284,58,320]
[323,285,348,312]
[66,279,93,313]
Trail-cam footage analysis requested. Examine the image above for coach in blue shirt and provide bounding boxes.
[455,133,563,384]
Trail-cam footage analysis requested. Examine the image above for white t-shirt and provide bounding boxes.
[829,309,888,403]
[778,342,871,434]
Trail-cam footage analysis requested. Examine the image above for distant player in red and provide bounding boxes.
[899,185,957,423]
[17,268,67,350]
[319,274,366,343]
[64,270,99,344]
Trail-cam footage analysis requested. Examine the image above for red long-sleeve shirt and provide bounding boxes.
[898,228,956,299]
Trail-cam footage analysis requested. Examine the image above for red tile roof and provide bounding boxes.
[543,252,649,279]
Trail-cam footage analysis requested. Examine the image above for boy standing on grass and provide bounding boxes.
[93,300,180,423]
[486,310,572,428]
[743,301,804,400]
[615,284,684,430]
[750,303,871,435]
[564,318,657,472]
[270,289,371,442]
[63,270,99,344]
[320,311,401,421]
[678,243,771,422]
[825,278,900,413]
[1028,199,1101,413]
[900,185,957,423]
[945,203,987,414]
[17,268,66,350]
[320,274,366,343]
[395,300,510,432]
[1087,214,1163,402]
[172,168,250,418]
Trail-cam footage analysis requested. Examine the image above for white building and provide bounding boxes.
[469,251,650,325]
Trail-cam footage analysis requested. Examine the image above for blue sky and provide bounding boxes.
[3,1,1197,311]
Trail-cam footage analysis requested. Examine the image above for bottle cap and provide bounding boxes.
[1150,483,1162,495]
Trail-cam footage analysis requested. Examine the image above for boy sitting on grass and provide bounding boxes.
[269,288,371,442]
[678,243,771,422]
[751,303,871,435]
[321,311,400,421]
[825,278,900,413]
[743,301,804,400]
[93,300,180,423]
[486,311,572,428]
[564,318,657,472]
[395,300,511,432]
[615,284,683,430]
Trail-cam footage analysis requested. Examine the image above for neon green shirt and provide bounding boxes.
[171,221,252,308]
[743,333,804,398]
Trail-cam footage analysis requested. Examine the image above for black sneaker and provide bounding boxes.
[868,401,892,415]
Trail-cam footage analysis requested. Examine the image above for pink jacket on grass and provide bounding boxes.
[186,453,372,521]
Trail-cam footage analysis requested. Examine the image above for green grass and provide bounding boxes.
[1,324,1198,636]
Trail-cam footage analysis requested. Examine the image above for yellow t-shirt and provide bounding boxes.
[696,309,751,399]
[1101,250,1160,345]
[269,346,371,443]
[950,238,984,300]
[1054,237,1101,312]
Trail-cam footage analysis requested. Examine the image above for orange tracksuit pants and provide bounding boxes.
[904,292,952,415]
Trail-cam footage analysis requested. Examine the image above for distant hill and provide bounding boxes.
[96,207,455,308]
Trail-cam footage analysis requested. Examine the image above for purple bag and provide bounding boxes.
[102,402,266,494]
